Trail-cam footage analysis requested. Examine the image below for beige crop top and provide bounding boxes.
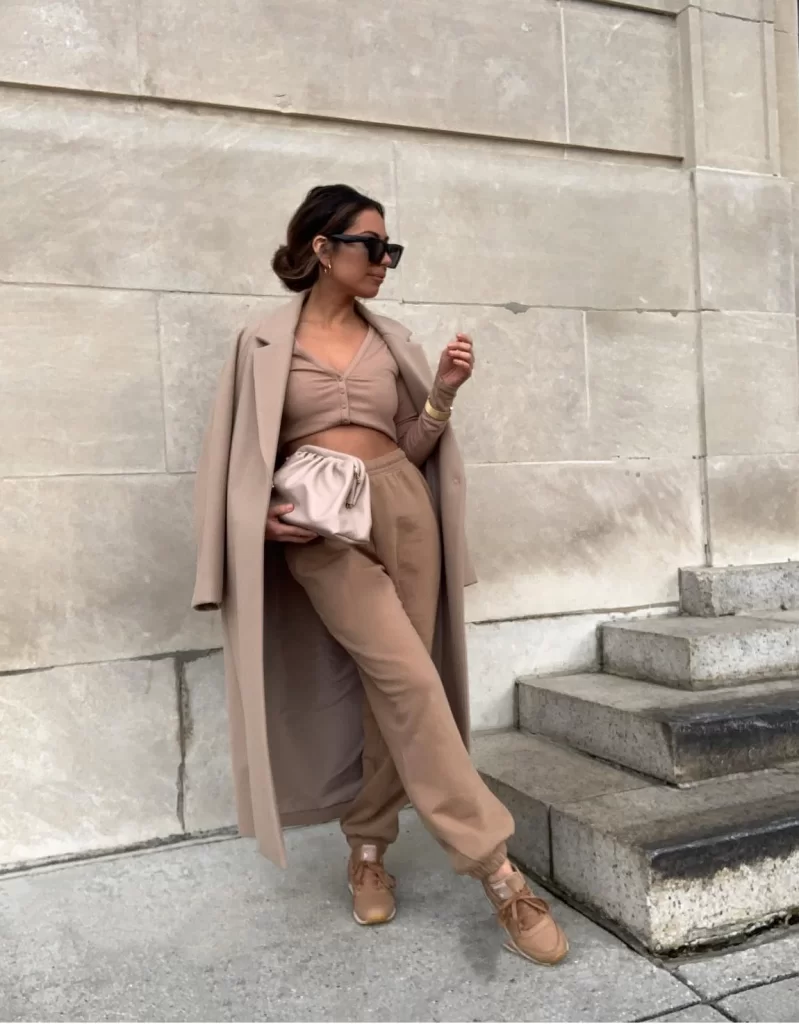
[279,327,456,466]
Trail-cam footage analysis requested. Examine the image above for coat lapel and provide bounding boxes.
[252,294,305,469]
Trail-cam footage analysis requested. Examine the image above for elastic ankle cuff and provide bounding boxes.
[466,844,508,881]
[347,839,388,858]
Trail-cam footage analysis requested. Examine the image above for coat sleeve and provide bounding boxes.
[191,331,243,611]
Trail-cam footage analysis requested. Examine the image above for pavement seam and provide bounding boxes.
[632,1000,704,1022]
[696,967,799,1003]
[709,1000,737,1021]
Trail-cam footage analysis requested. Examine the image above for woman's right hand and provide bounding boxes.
[265,504,317,544]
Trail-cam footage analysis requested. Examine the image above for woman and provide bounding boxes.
[192,184,567,966]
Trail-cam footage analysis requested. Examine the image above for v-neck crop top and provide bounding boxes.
[279,326,457,466]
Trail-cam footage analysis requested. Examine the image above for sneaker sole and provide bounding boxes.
[503,937,569,967]
[348,882,397,927]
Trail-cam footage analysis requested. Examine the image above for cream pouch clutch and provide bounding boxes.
[272,445,372,545]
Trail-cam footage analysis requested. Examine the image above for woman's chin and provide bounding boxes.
[358,277,385,299]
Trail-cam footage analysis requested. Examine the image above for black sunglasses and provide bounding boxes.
[327,234,404,269]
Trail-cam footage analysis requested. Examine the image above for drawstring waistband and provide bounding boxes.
[364,449,408,477]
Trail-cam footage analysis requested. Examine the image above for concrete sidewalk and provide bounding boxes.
[2,818,798,1023]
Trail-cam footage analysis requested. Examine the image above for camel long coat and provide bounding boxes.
[192,293,476,867]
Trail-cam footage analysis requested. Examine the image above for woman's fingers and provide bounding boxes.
[279,530,317,543]
[277,522,316,539]
[267,504,316,543]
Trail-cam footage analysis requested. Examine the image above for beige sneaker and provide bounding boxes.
[348,845,396,926]
[484,869,569,966]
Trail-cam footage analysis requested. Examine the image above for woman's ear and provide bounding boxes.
[312,235,329,260]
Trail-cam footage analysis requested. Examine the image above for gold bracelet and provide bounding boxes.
[425,397,451,422]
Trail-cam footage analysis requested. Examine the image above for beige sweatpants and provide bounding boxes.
[286,449,514,878]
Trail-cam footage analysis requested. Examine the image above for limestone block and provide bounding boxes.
[583,311,700,458]
[0,0,139,93]
[699,13,778,173]
[391,304,587,463]
[696,171,794,314]
[564,3,681,156]
[603,615,799,687]
[552,771,799,951]
[395,140,695,308]
[0,285,164,476]
[680,562,799,616]
[159,294,284,473]
[474,731,649,878]
[708,455,799,565]
[467,606,677,729]
[795,195,799,314]
[182,653,236,834]
[775,21,799,180]
[387,305,699,462]
[0,87,396,293]
[0,659,179,866]
[464,459,704,622]
[520,673,799,782]
[775,0,797,32]
[468,615,600,730]
[586,0,685,10]
[702,0,773,18]
[678,7,705,170]
[139,0,567,144]
[702,312,799,456]
[0,475,220,672]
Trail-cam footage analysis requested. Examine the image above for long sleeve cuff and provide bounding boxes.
[428,376,458,415]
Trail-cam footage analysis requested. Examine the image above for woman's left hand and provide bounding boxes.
[437,334,475,390]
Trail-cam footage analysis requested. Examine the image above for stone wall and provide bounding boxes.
[2,0,798,866]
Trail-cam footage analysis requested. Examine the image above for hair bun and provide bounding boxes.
[272,244,295,275]
[272,242,315,293]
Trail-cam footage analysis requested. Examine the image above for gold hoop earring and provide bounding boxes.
[322,263,330,275]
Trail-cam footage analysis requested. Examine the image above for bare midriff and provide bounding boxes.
[283,424,400,461]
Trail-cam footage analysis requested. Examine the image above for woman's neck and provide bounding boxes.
[300,283,360,329]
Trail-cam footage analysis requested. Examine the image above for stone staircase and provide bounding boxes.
[474,562,799,955]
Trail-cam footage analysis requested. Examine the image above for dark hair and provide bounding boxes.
[272,184,385,292]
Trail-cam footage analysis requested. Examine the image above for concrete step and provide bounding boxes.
[518,673,799,784]
[602,615,799,689]
[750,609,799,625]
[680,562,799,617]
[474,730,799,953]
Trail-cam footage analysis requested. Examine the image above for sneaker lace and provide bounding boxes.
[497,889,551,933]
[352,860,396,892]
